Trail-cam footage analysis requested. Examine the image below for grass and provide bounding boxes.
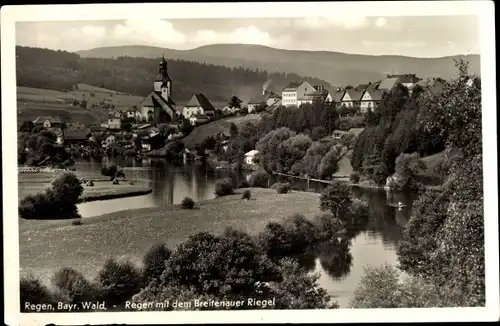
[182,114,262,148]
[18,172,151,203]
[16,84,144,126]
[19,188,321,285]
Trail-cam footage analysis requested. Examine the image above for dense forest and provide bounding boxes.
[16,46,331,103]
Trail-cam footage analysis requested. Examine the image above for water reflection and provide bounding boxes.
[316,239,353,280]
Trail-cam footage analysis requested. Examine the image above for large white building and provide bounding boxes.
[281,81,315,107]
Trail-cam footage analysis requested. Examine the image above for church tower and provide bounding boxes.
[154,55,172,102]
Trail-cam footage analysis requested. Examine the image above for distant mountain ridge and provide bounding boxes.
[77,44,481,87]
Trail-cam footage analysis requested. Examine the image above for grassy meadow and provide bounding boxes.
[19,188,321,286]
[18,172,151,204]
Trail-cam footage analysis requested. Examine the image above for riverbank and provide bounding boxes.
[19,188,322,285]
[18,171,152,204]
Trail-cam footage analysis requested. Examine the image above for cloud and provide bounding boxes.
[375,17,387,28]
[294,15,369,30]
[193,26,273,45]
[112,19,186,46]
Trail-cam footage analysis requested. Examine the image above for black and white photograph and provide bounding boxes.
[2,1,498,324]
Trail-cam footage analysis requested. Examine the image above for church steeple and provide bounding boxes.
[154,54,172,95]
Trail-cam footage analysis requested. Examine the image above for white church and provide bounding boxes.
[137,56,182,124]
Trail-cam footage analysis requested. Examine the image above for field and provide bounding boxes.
[18,172,151,204]
[182,114,262,148]
[16,84,145,125]
[19,188,321,285]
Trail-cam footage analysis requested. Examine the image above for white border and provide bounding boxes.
[2,2,498,325]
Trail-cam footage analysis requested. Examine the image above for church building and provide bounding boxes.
[138,56,181,124]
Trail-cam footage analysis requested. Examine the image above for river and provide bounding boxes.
[74,156,419,308]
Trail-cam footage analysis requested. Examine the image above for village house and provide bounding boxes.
[331,88,346,109]
[297,85,332,106]
[247,89,282,113]
[281,81,315,107]
[244,150,260,166]
[63,128,92,146]
[183,93,216,119]
[386,74,421,89]
[377,77,400,91]
[139,56,181,124]
[359,88,383,113]
[33,116,63,129]
[189,114,211,126]
[340,89,363,108]
[332,130,349,139]
[102,134,116,148]
[32,116,64,144]
[106,117,121,130]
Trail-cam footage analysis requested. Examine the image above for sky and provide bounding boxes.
[15,16,479,58]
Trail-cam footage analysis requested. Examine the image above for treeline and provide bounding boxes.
[350,80,447,187]
[16,46,331,102]
[351,60,484,308]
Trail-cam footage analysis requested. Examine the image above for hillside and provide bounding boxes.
[16,46,331,105]
[182,114,262,149]
[17,84,144,125]
[77,44,481,87]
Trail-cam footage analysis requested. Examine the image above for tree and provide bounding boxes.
[229,123,238,138]
[228,96,243,109]
[317,145,341,179]
[302,141,333,179]
[311,126,327,140]
[319,182,352,223]
[143,243,172,284]
[19,120,34,132]
[276,134,312,174]
[392,152,427,190]
[255,127,296,173]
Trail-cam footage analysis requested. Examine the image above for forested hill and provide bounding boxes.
[77,44,481,87]
[16,46,331,103]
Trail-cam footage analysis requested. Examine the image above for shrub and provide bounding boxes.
[349,265,444,308]
[181,197,195,209]
[237,179,249,188]
[19,193,55,220]
[214,178,234,197]
[313,214,344,242]
[20,276,56,311]
[275,183,290,194]
[52,267,97,303]
[101,165,118,177]
[241,190,251,200]
[51,172,84,204]
[248,169,269,188]
[143,243,172,284]
[71,219,82,226]
[282,214,318,252]
[349,172,360,183]
[96,258,142,306]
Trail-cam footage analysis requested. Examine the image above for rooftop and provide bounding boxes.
[33,116,62,124]
[185,93,216,112]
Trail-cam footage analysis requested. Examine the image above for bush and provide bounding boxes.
[143,243,172,284]
[96,258,142,306]
[19,173,83,220]
[181,197,195,209]
[248,169,269,188]
[101,165,118,177]
[214,178,234,197]
[20,276,56,311]
[237,179,249,188]
[313,214,344,242]
[274,183,290,194]
[72,219,82,226]
[241,190,251,200]
[349,172,360,183]
[52,267,97,303]
[349,265,444,308]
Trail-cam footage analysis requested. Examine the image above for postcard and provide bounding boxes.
[2,1,498,325]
